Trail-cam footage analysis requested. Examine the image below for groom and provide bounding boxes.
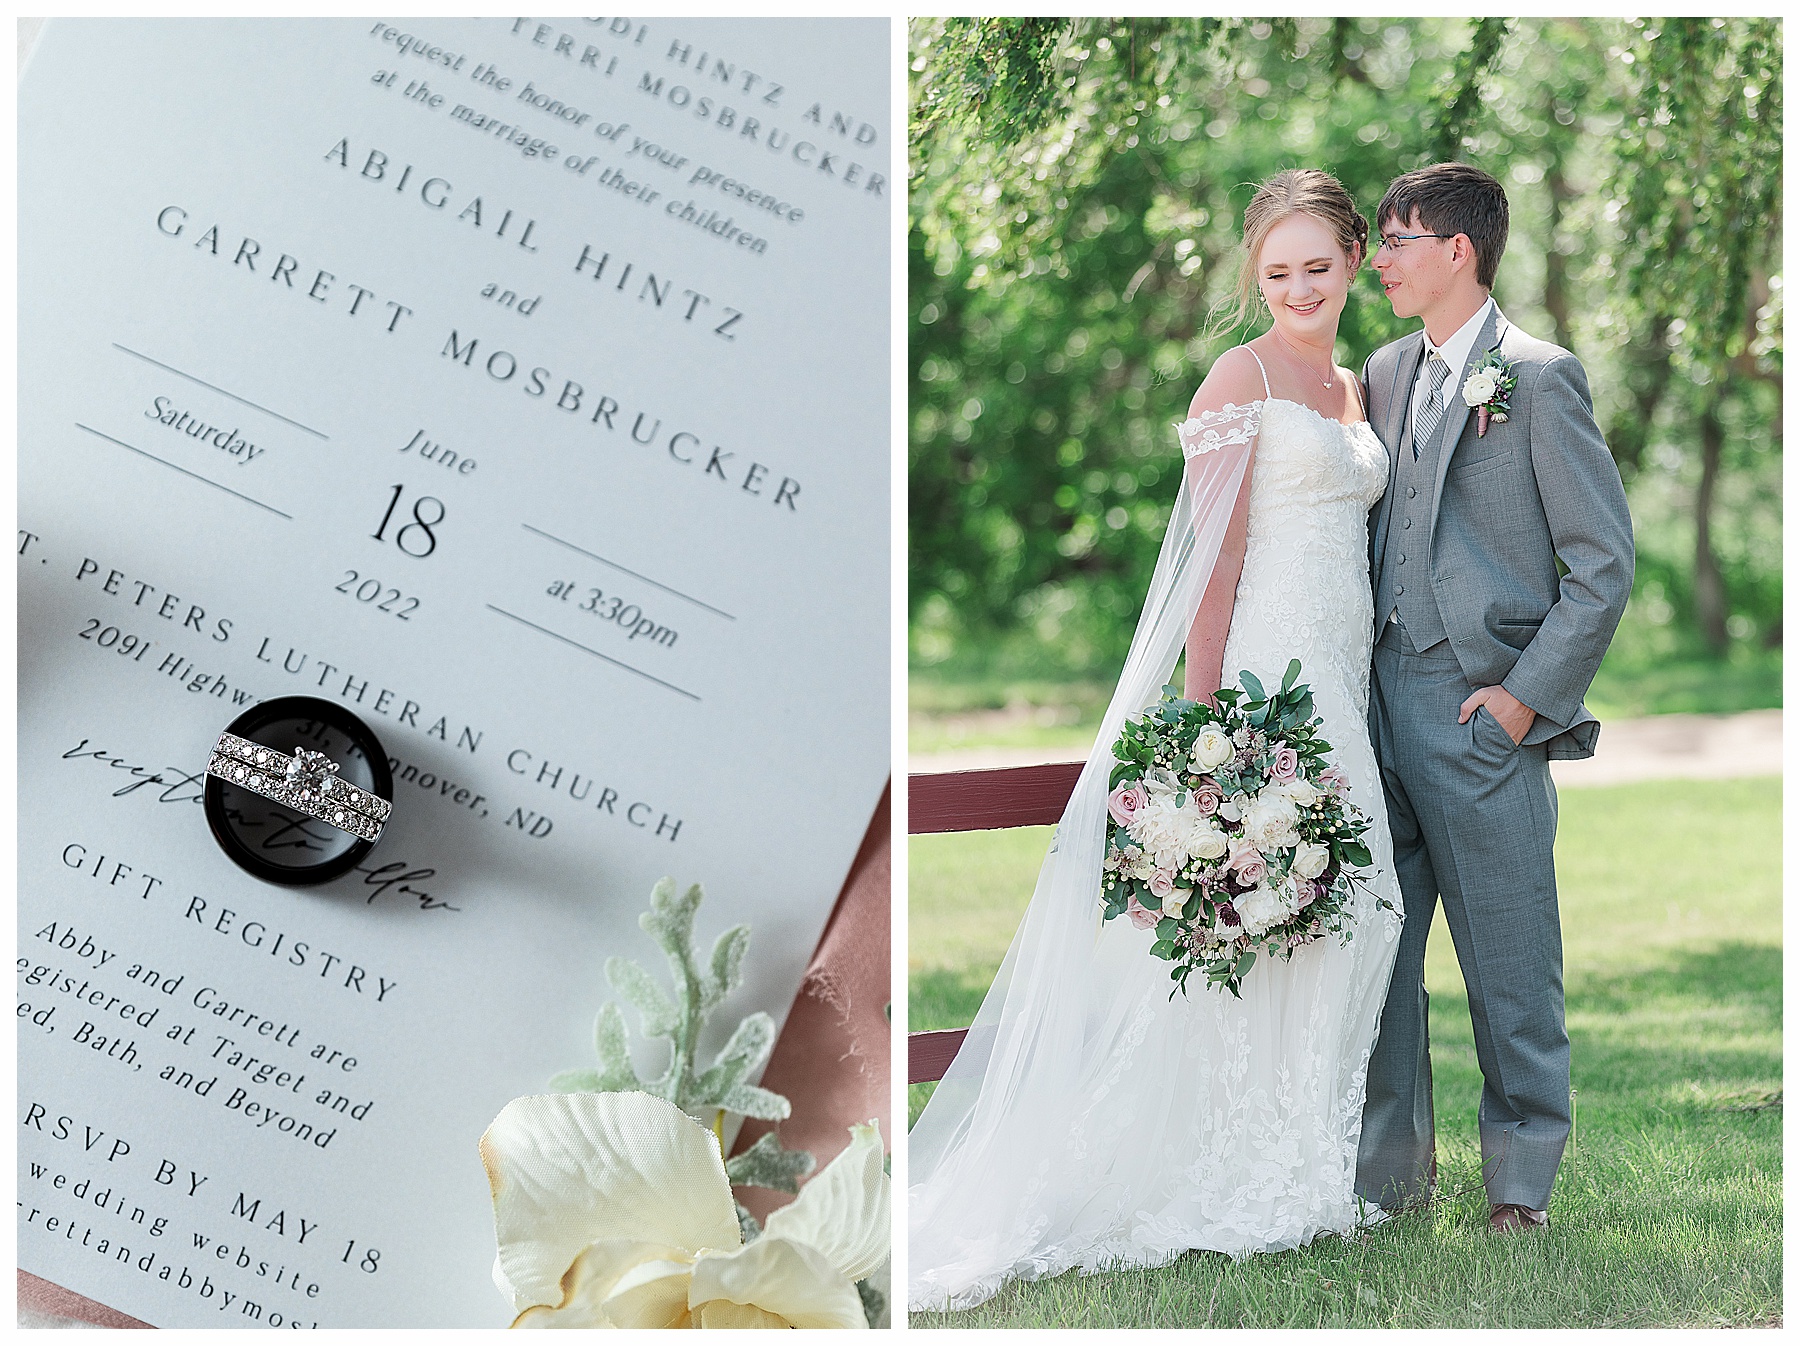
[1354,163,1634,1231]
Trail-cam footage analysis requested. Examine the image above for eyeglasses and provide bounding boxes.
[1377,232,1455,253]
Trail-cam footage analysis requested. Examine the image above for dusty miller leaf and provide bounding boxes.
[550,878,801,1133]
[605,956,679,1038]
[735,1202,762,1244]
[641,878,702,971]
[590,1003,643,1092]
[724,1131,817,1194]
[857,1278,887,1329]
[704,925,751,1011]
[720,1082,791,1121]
[546,1068,607,1092]
[693,1012,775,1104]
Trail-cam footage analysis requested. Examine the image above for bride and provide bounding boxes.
[909,169,1405,1312]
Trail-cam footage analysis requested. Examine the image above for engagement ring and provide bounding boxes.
[207,731,391,842]
[203,696,395,887]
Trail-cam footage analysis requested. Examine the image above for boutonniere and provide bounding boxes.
[1460,349,1518,437]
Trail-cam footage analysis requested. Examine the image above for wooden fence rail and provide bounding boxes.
[907,760,1082,1084]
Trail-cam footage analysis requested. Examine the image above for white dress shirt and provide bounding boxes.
[1410,295,1496,433]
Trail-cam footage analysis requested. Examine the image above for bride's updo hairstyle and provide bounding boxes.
[1213,168,1369,335]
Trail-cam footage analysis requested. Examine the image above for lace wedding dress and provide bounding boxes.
[908,357,1405,1313]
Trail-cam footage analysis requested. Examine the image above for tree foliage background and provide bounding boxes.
[909,17,1781,702]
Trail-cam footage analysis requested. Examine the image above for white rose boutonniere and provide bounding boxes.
[1460,349,1519,437]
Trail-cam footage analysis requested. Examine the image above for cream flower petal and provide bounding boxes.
[761,1121,889,1282]
[511,1241,689,1329]
[689,1236,868,1329]
[598,1257,698,1329]
[481,1092,740,1312]
[693,1301,790,1329]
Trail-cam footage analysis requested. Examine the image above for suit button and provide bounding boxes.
[1403,518,1412,529]
[1398,552,1407,564]
[1407,487,1417,498]
[1396,584,1405,595]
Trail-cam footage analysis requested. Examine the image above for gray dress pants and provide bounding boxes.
[1355,619,1571,1211]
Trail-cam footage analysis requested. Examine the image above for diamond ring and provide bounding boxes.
[207,731,392,842]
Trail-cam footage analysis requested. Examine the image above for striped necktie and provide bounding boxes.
[1414,351,1451,459]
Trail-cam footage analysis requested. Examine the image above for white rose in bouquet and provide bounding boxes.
[1292,841,1331,881]
[1185,818,1231,860]
[1462,370,1497,406]
[1277,776,1323,808]
[1191,726,1235,772]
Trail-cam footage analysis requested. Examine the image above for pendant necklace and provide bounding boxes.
[1273,329,1334,389]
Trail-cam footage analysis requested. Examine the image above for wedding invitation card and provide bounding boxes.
[18,18,890,1327]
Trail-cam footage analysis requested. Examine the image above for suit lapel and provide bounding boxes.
[1425,304,1506,540]
[1388,334,1425,450]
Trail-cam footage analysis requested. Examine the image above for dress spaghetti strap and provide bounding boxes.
[1242,346,1273,399]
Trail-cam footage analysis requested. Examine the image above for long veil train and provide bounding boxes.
[908,432,1257,1311]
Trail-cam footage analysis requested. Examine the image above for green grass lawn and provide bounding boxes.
[908,643,1781,758]
[906,776,1782,1328]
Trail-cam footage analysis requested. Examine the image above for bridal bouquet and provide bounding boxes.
[1100,660,1383,997]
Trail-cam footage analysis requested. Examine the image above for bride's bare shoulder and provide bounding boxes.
[1187,346,1270,419]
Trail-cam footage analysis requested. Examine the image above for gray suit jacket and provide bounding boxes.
[1364,306,1634,760]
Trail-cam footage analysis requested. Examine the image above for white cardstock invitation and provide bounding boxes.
[18,18,889,1328]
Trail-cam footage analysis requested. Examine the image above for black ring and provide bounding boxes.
[204,696,393,886]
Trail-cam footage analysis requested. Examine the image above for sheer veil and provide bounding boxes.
[908,413,1259,1311]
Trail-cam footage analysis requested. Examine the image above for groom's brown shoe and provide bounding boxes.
[1488,1203,1548,1233]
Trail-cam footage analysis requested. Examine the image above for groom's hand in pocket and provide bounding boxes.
[1459,685,1537,745]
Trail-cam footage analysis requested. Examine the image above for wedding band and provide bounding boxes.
[203,695,395,887]
[207,731,391,842]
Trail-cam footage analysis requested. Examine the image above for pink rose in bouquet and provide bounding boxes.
[1148,868,1177,901]
[1318,765,1349,796]
[1108,782,1150,828]
[1228,838,1267,885]
[1192,780,1223,815]
[1270,745,1300,782]
[1125,895,1158,930]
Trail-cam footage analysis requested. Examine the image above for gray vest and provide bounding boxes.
[1375,380,1450,648]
